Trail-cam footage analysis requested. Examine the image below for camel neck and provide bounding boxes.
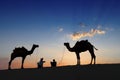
[29,46,36,54]
[65,44,74,52]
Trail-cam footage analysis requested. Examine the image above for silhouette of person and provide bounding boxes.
[50,59,57,67]
[37,58,45,68]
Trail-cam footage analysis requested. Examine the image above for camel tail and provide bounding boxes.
[94,46,98,50]
[91,44,98,50]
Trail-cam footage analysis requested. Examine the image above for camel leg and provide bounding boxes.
[90,56,93,64]
[8,55,15,69]
[90,55,96,64]
[21,57,26,69]
[94,55,96,64]
[89,49,96,64]
[90,54,94,64]
[76,53,80,65]
[8,59,12,69]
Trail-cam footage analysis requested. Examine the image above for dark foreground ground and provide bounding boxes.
[0,64,120,80]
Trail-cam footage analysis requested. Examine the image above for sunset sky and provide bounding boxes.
[0,0,120,70]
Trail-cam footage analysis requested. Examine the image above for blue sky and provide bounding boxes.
[0,0,120,69]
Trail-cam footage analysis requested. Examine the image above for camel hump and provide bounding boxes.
[13,47,28,52]
[79,40,88,43]
[78,40,88,45]
[76,40,92,47]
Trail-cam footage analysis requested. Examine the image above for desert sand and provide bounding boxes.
[0,64,120,80]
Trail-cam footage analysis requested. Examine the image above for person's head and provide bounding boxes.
[41,58,43,61]
[53,59,55,62]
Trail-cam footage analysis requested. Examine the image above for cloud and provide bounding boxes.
[70,29,106,40]
[58,28,63,32]
[97,24,114,31]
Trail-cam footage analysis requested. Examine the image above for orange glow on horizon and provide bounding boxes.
[1,50,120,70]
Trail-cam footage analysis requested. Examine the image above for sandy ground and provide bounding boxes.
[0,64,120,80]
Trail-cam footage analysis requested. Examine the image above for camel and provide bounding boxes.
[64,40,98,65]
[8,44,39,69]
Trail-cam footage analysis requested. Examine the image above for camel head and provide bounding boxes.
[64,42,75,52]
[28,44,39,55]
[64,42,69,46]
[33,44,39,48]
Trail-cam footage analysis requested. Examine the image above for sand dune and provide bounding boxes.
[0,64,120,80]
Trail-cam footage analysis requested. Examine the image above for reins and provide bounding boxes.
[58,47,65,66]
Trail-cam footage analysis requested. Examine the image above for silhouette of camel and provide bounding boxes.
[64,40,98,65]
[8,44,39,69]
